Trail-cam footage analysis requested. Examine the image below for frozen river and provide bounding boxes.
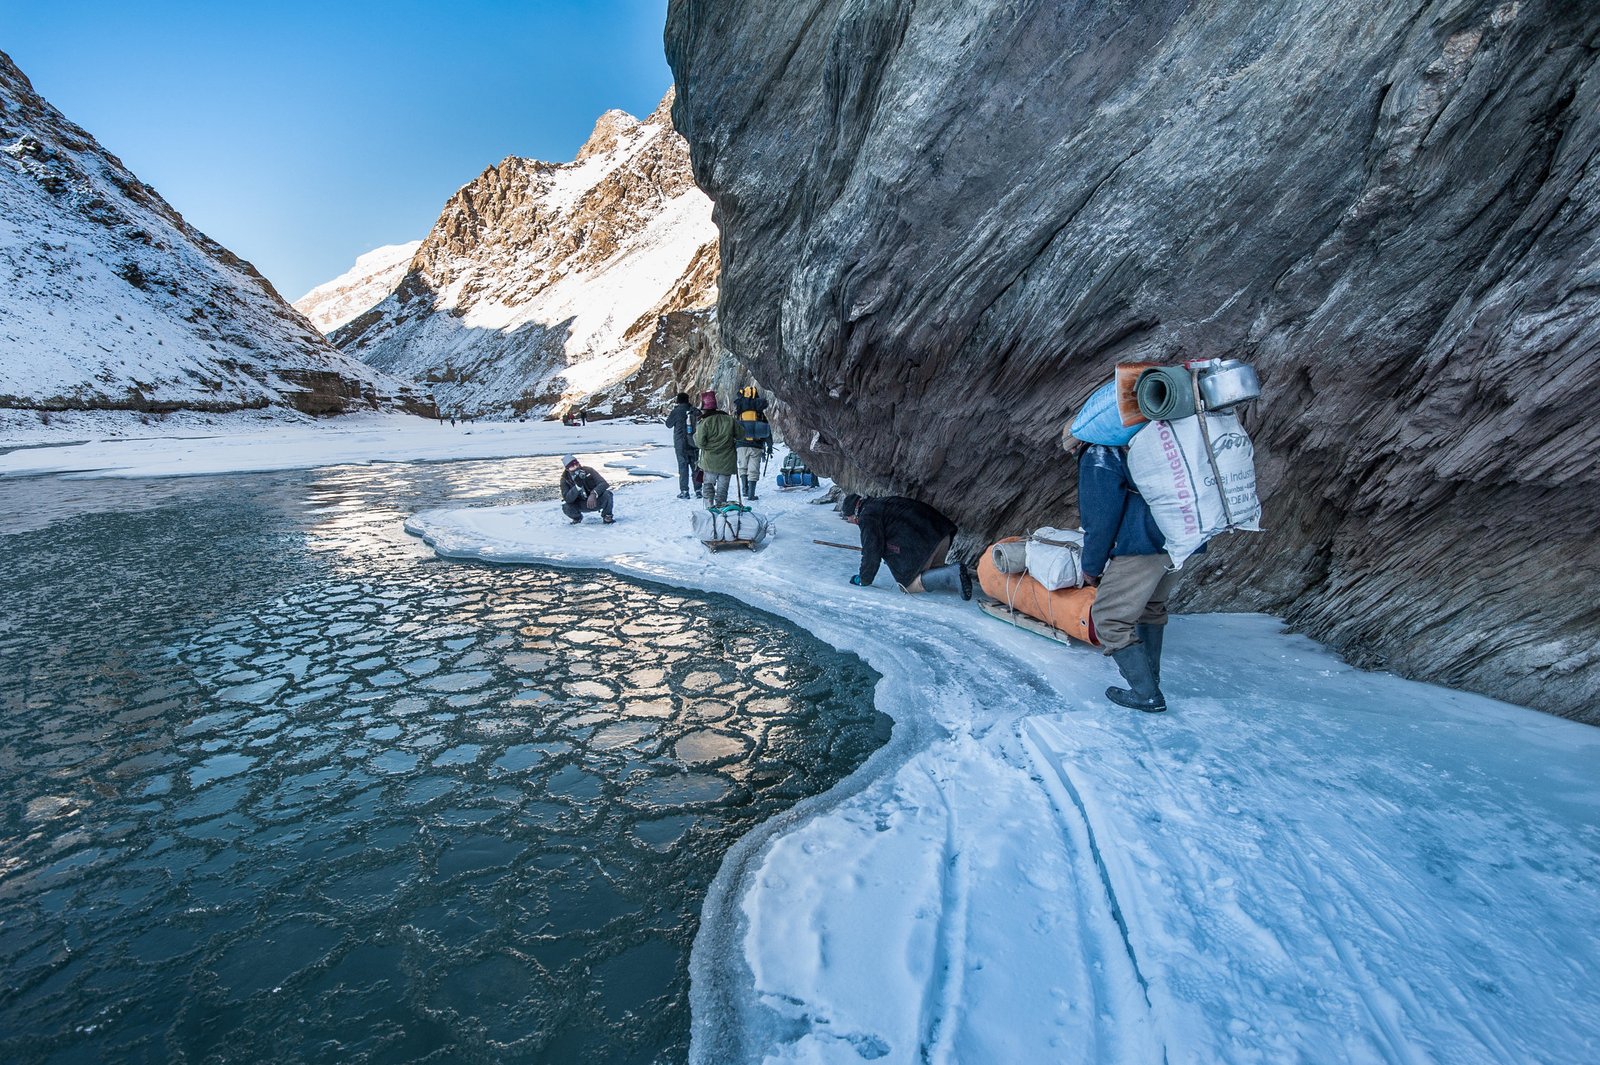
[0,457,887,1063]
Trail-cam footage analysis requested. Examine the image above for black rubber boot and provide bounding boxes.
[1135,623,1165,689]
[1107,644,1167,713]
[746,476,759,500]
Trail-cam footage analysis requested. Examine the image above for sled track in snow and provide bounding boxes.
[1018,717,1168,1064]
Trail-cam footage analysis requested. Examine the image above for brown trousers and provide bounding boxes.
[1090,553,1181,652]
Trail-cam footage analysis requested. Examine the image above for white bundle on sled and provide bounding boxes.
[1024,527,1085,590]
[692,506,770,546]
[1127,411,1262,568]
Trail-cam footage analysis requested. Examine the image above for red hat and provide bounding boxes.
[700,390,718,411]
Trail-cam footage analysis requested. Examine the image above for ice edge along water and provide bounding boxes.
[8,417,1596,1064]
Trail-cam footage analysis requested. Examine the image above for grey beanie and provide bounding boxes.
[563,455,580,469]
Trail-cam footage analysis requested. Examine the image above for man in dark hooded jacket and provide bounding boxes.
[560,455,614,524]
[843,494,972,599]
[664,392,699,499]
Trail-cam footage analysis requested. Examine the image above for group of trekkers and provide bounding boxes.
[665,387,773,505]
[576,364,1259,717]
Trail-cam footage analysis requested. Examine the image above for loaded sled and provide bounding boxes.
[975,535,1098,647]
[694,503,770,551]
[774,452,820,490]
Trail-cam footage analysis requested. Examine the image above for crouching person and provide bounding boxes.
[1077,440,1192,713]
[560,455,614,524]
[843,494,972,600]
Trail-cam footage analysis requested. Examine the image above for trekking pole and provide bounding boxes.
[813,539,862,551]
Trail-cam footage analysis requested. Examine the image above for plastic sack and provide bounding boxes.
[692,505,770,546]
[1126,412,1262,568]
[1025,527,1085,590]
[1070,379,1144,446]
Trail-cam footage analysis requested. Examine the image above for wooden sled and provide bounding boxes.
[696,500,767,552]
[976,536,1099,647]
[702,537,758,551]
[978,596,1080,646]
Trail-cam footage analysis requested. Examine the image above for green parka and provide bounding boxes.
[693,410,738,475]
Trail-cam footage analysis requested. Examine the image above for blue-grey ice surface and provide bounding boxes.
[0,456,886,1064]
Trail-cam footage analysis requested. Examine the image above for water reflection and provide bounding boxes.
[0,460,886,1064]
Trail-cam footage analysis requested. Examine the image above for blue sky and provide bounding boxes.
[4,0,674,300]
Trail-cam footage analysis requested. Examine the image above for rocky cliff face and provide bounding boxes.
[0,50,425,417]
[667,1,1600,721]
[331,92,720,419]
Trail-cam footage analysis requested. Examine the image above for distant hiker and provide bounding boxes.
[1074,437,1196,714]
[560,455,615,524]
[692,390,737,506]
[665,392,700,499]
[843,494,973,599]
[733,384,774,500]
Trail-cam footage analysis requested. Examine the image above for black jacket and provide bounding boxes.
[857,497,958,587]
[665,401,699,450]
[560,465,610,506]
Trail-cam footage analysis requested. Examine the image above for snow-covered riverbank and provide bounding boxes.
[403,430,1600,1065]
[9,416,1595,1062]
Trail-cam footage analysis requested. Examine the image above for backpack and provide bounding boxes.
[738,410,772,441]
[775,452,818,488]
[736,388,771,442]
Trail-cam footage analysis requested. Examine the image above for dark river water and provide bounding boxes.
[0,456,887,1064]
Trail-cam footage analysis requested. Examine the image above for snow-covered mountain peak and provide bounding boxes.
[330,88,717,418]
[293,241,421,334]
[576,108,645,162]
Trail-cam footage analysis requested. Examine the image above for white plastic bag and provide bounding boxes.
[1025,527,1085,590]
[1126,412,1261,568]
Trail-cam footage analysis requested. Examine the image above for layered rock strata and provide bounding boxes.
[666,0,1600,720]
[0,50,425,417]
[332,91,721,419]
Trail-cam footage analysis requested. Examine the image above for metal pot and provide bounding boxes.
[1198,359,1261,411]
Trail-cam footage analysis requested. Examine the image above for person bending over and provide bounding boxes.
[843,493,972,600]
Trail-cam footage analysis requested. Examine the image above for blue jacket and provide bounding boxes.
[1078,444,1170,577]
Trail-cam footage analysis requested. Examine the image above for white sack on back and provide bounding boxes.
[692,507,770,546]
[1126,412,1261,568]
[1025,527,1085,590]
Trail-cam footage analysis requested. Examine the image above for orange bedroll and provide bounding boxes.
[977,537,1099,646]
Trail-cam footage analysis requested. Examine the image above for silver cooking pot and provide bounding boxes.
[1198,359,1261,411]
